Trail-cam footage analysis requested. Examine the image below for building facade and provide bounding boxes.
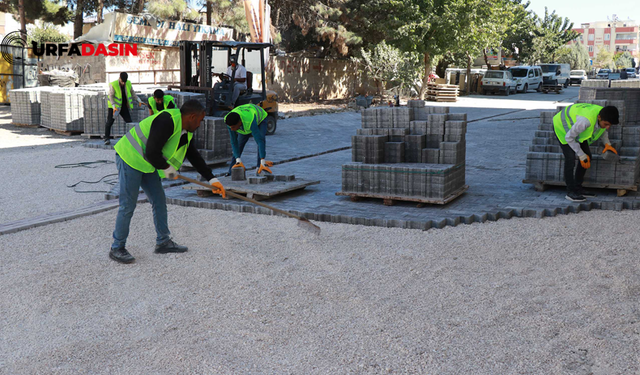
[572,16,639,60]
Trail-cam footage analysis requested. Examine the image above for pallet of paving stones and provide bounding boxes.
[183,174,320,200]
[82,92,149,137]
[336,184,469,206]
[8,87,51,126]
[579,86,640,125]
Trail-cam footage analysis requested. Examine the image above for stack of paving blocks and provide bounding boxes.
[342,102,468,201]
[8,87,49,125]
[165,91,207,109]
[191,116,233,161]
[525,99,640,188]
[46,90,98,132]
[82,91,149,137]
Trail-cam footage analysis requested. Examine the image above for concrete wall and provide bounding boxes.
[263,56,373,101]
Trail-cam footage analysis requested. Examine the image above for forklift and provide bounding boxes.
[170,41,279,135]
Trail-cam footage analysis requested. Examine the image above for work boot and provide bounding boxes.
[576,187,596,198]
[109,247,135,264]
[104,139,111,145]
[565,191,586,202]
[155,239,188,254]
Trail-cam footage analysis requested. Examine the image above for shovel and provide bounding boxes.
[176,174,321,235]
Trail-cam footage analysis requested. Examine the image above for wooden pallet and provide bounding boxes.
[11,122,40,128]
[523,179,637,197]
[336,185,468,206]
[50,128,83,136]
[184,176,320,201]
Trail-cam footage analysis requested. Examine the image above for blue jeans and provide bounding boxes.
[227,119,267,174]
[111,154,170,250]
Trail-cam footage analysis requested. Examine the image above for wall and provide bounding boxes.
[263,56,374,101]
[38,45,180,85]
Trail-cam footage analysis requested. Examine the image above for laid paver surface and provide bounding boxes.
[165,88,640,229]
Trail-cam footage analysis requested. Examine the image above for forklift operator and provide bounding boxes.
[216,55,247,109]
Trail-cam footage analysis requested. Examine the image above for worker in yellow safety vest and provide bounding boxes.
[147,89,176,116]
[108,100,226,264]
[553,104,619,202]
[224,103,273,175]
[104,72,144,145]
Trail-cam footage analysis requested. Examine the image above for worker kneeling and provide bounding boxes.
[225,103,273,175]
[554,104,619,202]
[109,100,225,264]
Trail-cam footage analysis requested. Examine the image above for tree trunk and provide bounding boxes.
[419,52,431,100]
[206,1,212,25]
[97,0,103,23]
[137,0,145,14]
[73,0,84,39]
[466,52,472,96]
[483,49,492,69]
[18,0,26,41]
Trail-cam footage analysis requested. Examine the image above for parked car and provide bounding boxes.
[481,70,517,96]
[539,63,571,87]
[569,70,587,85]
[508,66,543,92]
[625,67,637,79]
[597,69,611,79]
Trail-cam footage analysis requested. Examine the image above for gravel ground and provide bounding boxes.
[1,204,639,374]
[0,142,117,222]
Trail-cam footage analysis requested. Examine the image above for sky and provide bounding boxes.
[526,0,640,27]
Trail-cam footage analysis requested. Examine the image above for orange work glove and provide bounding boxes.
[232,158,245,170]
[603,143,618,155]
[209,178,226,199]
[579,154,591,169]
[257,159,273,175]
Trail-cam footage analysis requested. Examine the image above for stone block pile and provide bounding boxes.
[341,102,468,201]
[81,91,149,137]
[8,87,49,126]
[165,91,207,109]
[525,99,640,188]
[191,116,233,161]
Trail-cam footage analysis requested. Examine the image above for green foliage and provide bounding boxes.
[614,51,633,69]
[204,0,249,34]
[351,41,422,96]
[556,42,590,71]
[594,49,615,69]
[147,0,187,19]
[27,23,70,43]
[0,0,72,25]
[528,7,578,64]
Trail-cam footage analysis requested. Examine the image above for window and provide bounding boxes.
[604,45,609,51]
[535,69,541,77]
[605,33,610,40]
[588,45,593,52]
[588,34,594,41]
[528,71,534,78]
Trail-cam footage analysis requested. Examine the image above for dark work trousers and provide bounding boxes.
[227,120,267,174]
[558,137,593,193]
[105,107,132,139]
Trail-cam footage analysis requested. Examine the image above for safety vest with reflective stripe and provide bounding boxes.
[108,80,133,110]
[225,103,268,135]
[148,95,176,114]
[114,109,192,178]
[553,103,603,144]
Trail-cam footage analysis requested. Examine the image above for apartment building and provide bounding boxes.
[572,16,639,59]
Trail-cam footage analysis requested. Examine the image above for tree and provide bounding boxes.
[594,49,615,70]
[0,0,72,27]
[27,23,70,43]
[529,7,578,63]
[351,41,403,96]
[201,0,249,34]
[501,1,537,64]
[614,51,633,69]
[146,0,199,21]
[556,42,590,71]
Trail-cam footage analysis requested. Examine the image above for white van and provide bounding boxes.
[508,66,543,92]
[481,70,517,95]
[539,63,571,87]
